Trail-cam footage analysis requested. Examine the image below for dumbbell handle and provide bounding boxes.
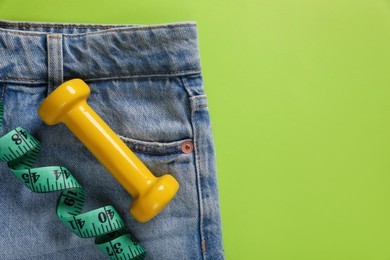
[64,101,151,195]
[38,79,179,222]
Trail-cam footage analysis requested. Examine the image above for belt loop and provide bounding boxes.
[47,34,63,95]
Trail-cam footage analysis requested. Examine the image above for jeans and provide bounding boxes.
[0,20,224,259]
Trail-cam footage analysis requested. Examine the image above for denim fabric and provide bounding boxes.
[0,20,224,259]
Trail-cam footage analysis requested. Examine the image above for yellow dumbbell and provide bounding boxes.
[38,79,179,223]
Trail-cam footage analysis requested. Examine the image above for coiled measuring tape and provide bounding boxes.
[0,101,146,260]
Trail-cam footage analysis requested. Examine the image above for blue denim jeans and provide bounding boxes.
[0,20,224,259]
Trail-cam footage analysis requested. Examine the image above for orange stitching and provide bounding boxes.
[0,22,195,30]
[201,240,206,253]
[0,22,116,29]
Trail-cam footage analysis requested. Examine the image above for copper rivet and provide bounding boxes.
[181,141,194,154]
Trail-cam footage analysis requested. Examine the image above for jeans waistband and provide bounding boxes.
[0,20,201,84]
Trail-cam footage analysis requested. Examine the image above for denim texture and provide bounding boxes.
[0,20,224,259]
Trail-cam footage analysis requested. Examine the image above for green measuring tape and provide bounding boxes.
[0,101,146,259]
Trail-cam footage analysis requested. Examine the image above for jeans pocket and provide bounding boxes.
[87,76,193,146]
[85,76,199,219]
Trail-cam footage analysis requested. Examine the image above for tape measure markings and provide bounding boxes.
[96,229,146,260]
[0,100,146,260]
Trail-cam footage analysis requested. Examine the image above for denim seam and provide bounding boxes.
[179,76,194,97]
[119,135,192,148]
[64,24,196,38]
[57,36,63,85]
[0,23,196,37]
[125,147,183,156]
[48,35,54,90]
[0,23,115,29]
[82,70,202,82]
[118,134,192,155]
[0,70,201,84]
[0,77,45,83]
[0,29,42,37]
[47,34,63,92]
[0,22,195,30]
[193,112,206,260]
[182,75,206,258]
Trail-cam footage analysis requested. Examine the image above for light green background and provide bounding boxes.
[1,1,390,259]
